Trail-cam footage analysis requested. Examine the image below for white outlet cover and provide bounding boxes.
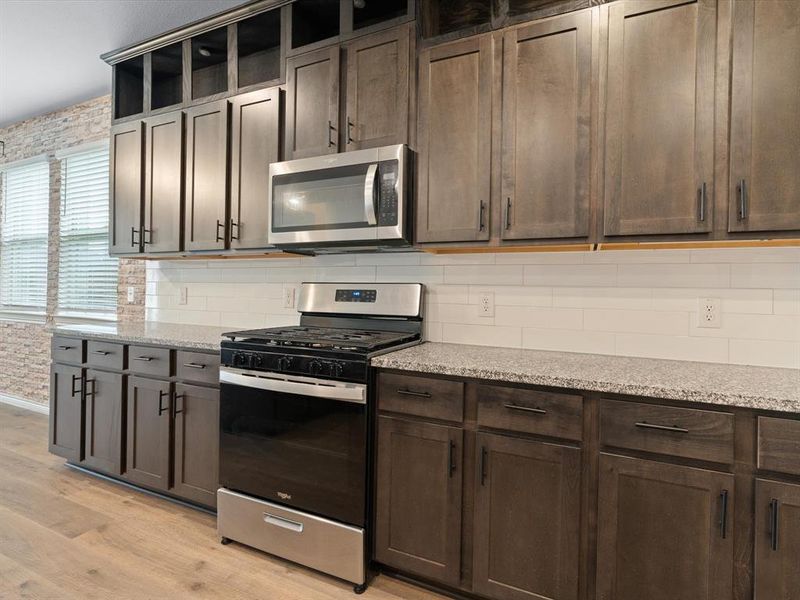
[179,287,188,306]
[283,286,297,309]
[698,297,721,328]
[479,292,495,317]
[126,286,135,303]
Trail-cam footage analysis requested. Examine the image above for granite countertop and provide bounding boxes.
[49,322,231,352]
[372,342,800,413]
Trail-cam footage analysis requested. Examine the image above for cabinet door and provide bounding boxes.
[172,384,219,508]
[473,433,581,600]
[417,34,493,243]
[729,0,800,232]
[344,24,411,151]
[603,0,715,236]
[109,121,143,255]
[230,88,281,250]
[501,10,591,241]
[285,46,340,159]
[375,416,463,586]
[143,111,183,253]
[184,100,229,251]
[82,369,124,475]
[125,376,171,491]
[755,479,800,599]
[597,454,734,600]
[49,364,84,462]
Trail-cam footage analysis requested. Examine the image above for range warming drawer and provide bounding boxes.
[217,488,365,585]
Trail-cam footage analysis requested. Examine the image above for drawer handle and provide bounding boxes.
[263,513,304,533]
[504,403,546,415]
[769,498,780,552]
[719,489,729,539]
[91,350,110,356]
[183,362,206,369]
[133,356,154,362]
[57,345,74,351]
[634,421,689,434]
[397,388,431,398]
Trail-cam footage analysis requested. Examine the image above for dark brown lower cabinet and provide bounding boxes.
[125,376,172,491]
[49,364,84,462]
[375,416,463,586]
[473,433,581,600]
[172,383,219,507]
[755,479,800,599]
[596,453,734,600]
[82,369,125,475]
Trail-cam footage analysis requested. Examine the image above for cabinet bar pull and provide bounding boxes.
[504,403,546,415]
[173,392,185,416]
[346,117,354,144]
[158,390,170,416]
[719,489,729,539]
[57,345,73,351]
[396,388,431,398]
[133,356,153,362]
[697,182,706,222]
[86,378,97,399]
[478,201,486,231]
[230,219,239,241]
[216,219,225,243]
[634,421,689,434]
[91,350,110,356]
[448,440,456,477]
[505,197,512,230]
[737,179,747,220]
[480,446,488,486]
[769,498,780,551]
[183,362,206,369]
[130,226,139,248]
[327,120,336,148]
[71,374,82,397]
[142,226,151,245]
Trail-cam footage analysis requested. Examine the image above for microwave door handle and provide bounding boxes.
[364,163,378,226]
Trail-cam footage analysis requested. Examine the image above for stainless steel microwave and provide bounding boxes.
[267,144,412,251]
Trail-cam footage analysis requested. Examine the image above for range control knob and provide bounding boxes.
[277,356,293,371]
[233,352,249,368]
[251,353,264,368]
[330,362,344,378]
[309,360,322,375]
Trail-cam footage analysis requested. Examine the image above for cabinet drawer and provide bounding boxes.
[378,372,464,423]
[600,399,734,464]
[176,351,220,385]
[86,341,125,371]
[758,416,800,476]
[477,384,583,441]
[52,336,84,364]
[128,345,172,377]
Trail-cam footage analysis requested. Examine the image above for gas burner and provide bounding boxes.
[226,325,417,353]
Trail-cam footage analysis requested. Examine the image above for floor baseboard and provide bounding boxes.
[0,393,49,415]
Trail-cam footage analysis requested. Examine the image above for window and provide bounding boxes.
[0,159,50,312]
[58,145,118,317]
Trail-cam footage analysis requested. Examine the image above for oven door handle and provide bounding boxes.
[364,163,378,226]
[220,367,367,404]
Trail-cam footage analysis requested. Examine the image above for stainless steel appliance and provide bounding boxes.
[217,282,424,593]
[267,144,412,252]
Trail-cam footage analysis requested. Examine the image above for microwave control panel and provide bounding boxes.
[378,161,399,226]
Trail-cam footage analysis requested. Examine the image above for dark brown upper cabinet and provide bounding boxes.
[82,369,125,476]
[191,26,229,101]
[114,55,144,120]
[375,416,463,587]
[290,0,341,52]
[344,24,412,151]
[602,0,715,237]
[729,0,800,233]
[150,42,183,111]
[229,88,281,250]
[420,0,493,40]
[285,46,340,159]
[473,432,581,600]
[501,9,592,241]
[125,376,172,491]
[143,112,183,254]
[417,34,493,243]
[596,453,734,600]
[236,9,283,90]
[754,478,800,600]
[184,100,229,252]
[109,121,144,256]
[49,363,84,463]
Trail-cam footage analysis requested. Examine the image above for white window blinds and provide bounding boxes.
[0,160,50,310]
[58,146,118,315]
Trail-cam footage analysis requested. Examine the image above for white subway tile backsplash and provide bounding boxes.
[146,247,800,369]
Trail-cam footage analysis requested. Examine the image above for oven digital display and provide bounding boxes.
[335,289,377,302]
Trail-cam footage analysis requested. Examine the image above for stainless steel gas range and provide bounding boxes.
[216,282,424,594]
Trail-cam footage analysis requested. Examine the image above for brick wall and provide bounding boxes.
[0,95,145,405]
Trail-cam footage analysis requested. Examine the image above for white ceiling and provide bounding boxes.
[0,0,251,127]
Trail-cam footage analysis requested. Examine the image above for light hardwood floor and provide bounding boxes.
[0,403,444,600]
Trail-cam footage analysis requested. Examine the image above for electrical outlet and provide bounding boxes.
[698,297,721,328]
[283,286,296,309]
[179,287,188,306]
[126,286,135,303]
[478,292,494,317]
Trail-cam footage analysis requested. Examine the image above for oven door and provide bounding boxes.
[268,144,406,246]
[219,367,368,527]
